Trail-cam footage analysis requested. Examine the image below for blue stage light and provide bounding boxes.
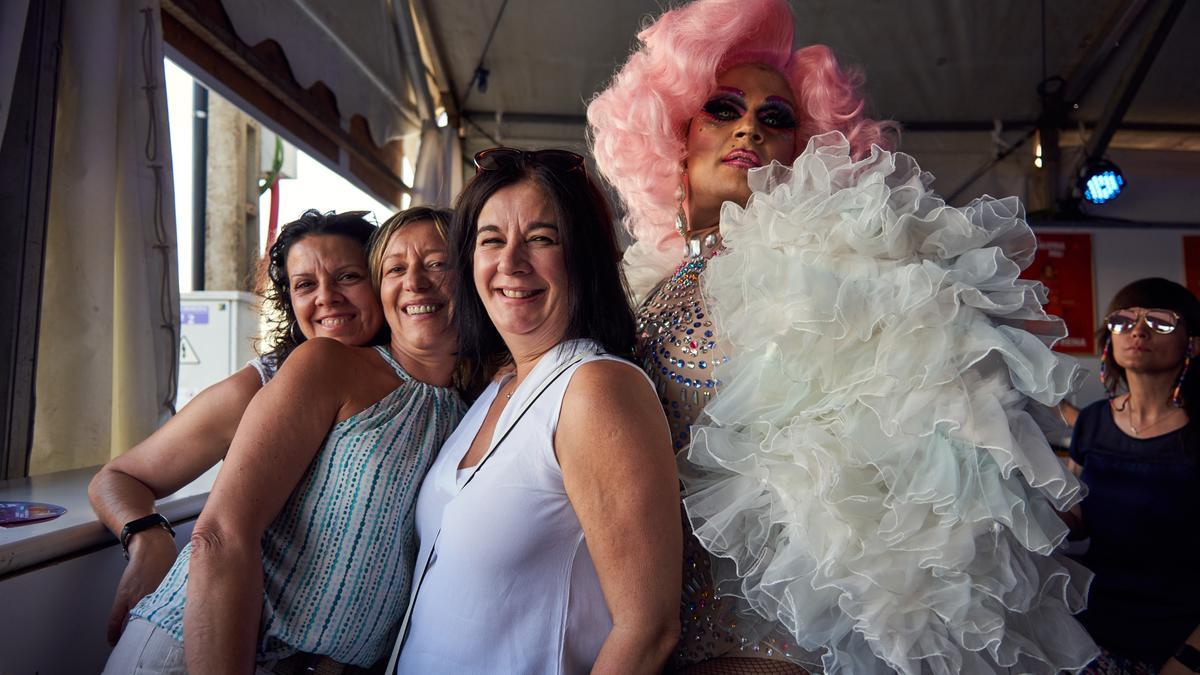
[1080,160,1126,205]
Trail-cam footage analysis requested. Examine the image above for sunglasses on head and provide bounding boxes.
[1104,308,1182,335]
[473,147,586,175]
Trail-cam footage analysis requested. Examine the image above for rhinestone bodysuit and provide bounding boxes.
[635,235,805,673]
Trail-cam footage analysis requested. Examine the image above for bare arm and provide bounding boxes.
[87,365,263,644]
[1162,624,1200,674]
[184,340,355,673]
[556,361,681,675]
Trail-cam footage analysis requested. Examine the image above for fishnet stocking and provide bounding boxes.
[674,658,811,675]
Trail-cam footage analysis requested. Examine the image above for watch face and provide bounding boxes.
[0,501,67,527]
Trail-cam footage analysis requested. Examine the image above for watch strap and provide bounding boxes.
[1175,644,1200,673]
[119,513,175,559]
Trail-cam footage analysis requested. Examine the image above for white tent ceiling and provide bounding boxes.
[414,0,1199,157]
[202,0,1198,214]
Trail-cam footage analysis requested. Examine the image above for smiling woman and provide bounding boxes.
[89,210,380,647]
[372,206,460,386]
[391,150,681,675]
[97,207,467,674]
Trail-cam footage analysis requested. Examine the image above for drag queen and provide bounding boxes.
[588,0,1099,673]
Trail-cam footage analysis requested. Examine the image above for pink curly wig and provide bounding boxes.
[588,0,896,270]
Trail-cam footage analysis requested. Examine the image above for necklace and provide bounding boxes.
[1120,394,1182,437]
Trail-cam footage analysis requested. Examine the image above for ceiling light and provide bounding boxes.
[1080,159,1125,205]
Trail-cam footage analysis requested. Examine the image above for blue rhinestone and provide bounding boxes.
[704,330,713,338]
[684,378,693,386]
[705,379,715,387]
[693,322,702,328]
[686,328,694,335]
[699,361,707,369]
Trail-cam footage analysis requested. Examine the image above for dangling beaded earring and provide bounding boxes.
[1099,338,1111,396]
[1171,353,1191,408]
[674,172,689,239]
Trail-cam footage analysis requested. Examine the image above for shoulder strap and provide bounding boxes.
[384,350,595,672]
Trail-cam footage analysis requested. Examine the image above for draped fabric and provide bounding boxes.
[32,0,178,473]
[412,123,463,207]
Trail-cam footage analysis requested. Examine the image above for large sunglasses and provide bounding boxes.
[473,147,586,175]
[1104,308,1182,335]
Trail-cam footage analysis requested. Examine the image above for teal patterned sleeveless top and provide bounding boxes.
[131,346,465,666]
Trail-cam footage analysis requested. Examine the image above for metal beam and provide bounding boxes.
[412,0,461,122]
[461,110,1200,137]
[1061,0,1153,105]
[390,0,435,122]
[463,110,587,127]
[0,0,63,478]
[1083,0,1187,164]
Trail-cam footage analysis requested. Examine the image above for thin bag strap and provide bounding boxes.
[385,351,593,672]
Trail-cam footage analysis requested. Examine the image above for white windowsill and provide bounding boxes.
[0,464,219,576]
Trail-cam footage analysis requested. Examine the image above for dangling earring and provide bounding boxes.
[1099,338,1111,396]
[675,171,689,238]
[1171,353,1191,408]
[289,321,303,345]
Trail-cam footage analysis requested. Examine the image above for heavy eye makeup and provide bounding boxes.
[700,89,798,131]
[701,88,747,122]
[759,97,798,130]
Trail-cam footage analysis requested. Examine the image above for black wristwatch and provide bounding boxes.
[119,513,175,560]
[1175,644,1200,673]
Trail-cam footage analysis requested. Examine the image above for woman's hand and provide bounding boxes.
[104,526,177,644]
[557,360,681,675]
[89,366,263,644]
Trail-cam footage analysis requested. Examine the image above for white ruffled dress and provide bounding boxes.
[680,132,1099,674]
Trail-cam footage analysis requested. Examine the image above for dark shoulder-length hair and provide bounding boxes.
[260,209,377,369]
[1098,277,1200,415]
[450,153,636,387]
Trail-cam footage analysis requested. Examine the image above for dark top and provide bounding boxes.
[1069,399,1200,665]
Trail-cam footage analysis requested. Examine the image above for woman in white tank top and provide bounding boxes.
[389,149,682,674]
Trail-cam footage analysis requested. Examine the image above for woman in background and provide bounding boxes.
[1068,277,1200,675]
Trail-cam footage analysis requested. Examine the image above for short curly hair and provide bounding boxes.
[259,209,376,370]
[587,0,896,278]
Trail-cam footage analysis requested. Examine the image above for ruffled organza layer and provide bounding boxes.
[682,132,1098,674]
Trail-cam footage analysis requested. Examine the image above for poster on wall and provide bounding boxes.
[1021,232,1095,353]
[1183,236,1200,299]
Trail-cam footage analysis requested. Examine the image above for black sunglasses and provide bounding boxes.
[473,147,586,175]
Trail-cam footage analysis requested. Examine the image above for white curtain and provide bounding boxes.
[412,123,463,207]
[32,0,178,474]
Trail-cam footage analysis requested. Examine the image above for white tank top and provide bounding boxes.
[392,339,655,674]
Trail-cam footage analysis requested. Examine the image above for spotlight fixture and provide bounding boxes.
[1079,159,1126,205]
